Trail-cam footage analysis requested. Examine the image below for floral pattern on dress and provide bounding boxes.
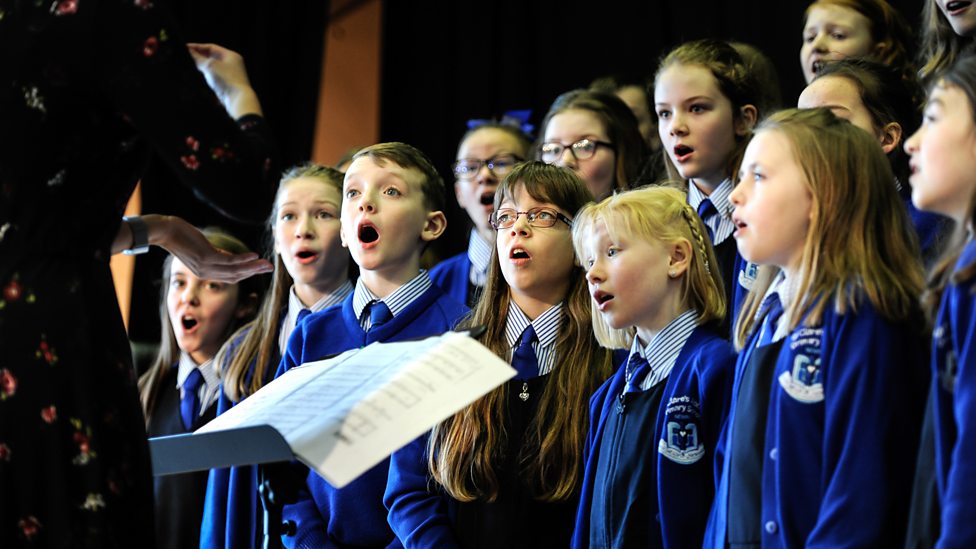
[68,418,96,466]
[1,0,276,544]
[34,336,58,366]
[0,369,16,400]
[17,516,41,541]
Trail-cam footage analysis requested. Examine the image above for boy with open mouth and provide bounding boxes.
[274,142,469,549]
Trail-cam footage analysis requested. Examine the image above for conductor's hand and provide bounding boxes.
[113,215,272,283]
[187,42,263,119]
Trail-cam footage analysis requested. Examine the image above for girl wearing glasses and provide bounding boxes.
[654,39,762,335]
[385,162,613,548]
[538,89,647,201]
[432,123,532,307]
[571,186,735,548]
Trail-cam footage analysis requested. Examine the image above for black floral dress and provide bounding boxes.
[0,1,275,546]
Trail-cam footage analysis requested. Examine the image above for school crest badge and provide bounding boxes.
[658,396,705,464]
[778,327,824,403]
[738,261,759,291]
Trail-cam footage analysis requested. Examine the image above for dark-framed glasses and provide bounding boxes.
[489,207,573,230]
[452,154,523,179]
[539,139,614,163]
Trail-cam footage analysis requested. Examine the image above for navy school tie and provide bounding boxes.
[697,198,718,242]
[180,368,204,430]
[511,325,539,380]
[368,300,393,331]
[624,352,652,394]
[296,307,312,326]
[757,293,785,346]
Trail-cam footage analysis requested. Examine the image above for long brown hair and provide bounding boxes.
[138,228,261,422]
[428,162,612,502]
[921,55,976,322]
[216,163,348,403]
[733,108,924,349]
[919,0,976,84]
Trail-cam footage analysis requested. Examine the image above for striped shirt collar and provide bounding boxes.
[352,270,433,330]
[279,280,354,352]
[505,301,564,376]
[467,230,493,287]
[177,352,220,417]
[688,178,736,245]
[630,309,700,390]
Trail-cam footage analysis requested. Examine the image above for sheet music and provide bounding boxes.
[197,331,515,488]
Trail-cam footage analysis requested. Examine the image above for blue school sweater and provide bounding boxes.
[931,239,976,549]
[200,322,282,549]
[707,295,927,548]
[901,186,952,266]
[572,326,735,549]
[276,285,468,549]
[429,253,472,307]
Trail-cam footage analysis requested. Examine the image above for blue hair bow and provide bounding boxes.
[467,109,535,138]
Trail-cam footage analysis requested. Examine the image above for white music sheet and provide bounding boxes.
[197,331,515,488]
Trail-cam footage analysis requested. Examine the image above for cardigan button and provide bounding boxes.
[769,447,778,461]
[765,520,778,534]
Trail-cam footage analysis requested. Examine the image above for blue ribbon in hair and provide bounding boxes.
[467,109,535,138]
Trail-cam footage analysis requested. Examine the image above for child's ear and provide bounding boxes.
[339,219,349,248]
[235,291,259,319]
[878,122,903,155]
[873,41,890,59]
[668,240,693,278]
[420,210,448,243]
[735,105,759,137]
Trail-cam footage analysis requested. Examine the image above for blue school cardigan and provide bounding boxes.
[429,253,472,307]
[572,325,735,549]
[201,320,283,549]
[931,240,976,548]
[276,286,468,549]
[707,295,927,548]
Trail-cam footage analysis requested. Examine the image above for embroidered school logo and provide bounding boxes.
[738,262,759,291]
[658,396,705,464]
[778,327,824,403]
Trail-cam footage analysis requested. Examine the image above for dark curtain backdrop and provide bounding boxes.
[380,0,924,262]
[130,0,924,353]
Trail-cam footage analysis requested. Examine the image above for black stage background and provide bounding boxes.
[129,0,923,353]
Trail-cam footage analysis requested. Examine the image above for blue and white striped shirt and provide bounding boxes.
[279,280,354,352]
[505,301,564,376]
[689,179,736,246]
[631,309,700,391]
[352,271,433,331]
[466,230,493,288]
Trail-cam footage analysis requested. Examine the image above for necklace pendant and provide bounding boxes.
[519,382,529,402]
